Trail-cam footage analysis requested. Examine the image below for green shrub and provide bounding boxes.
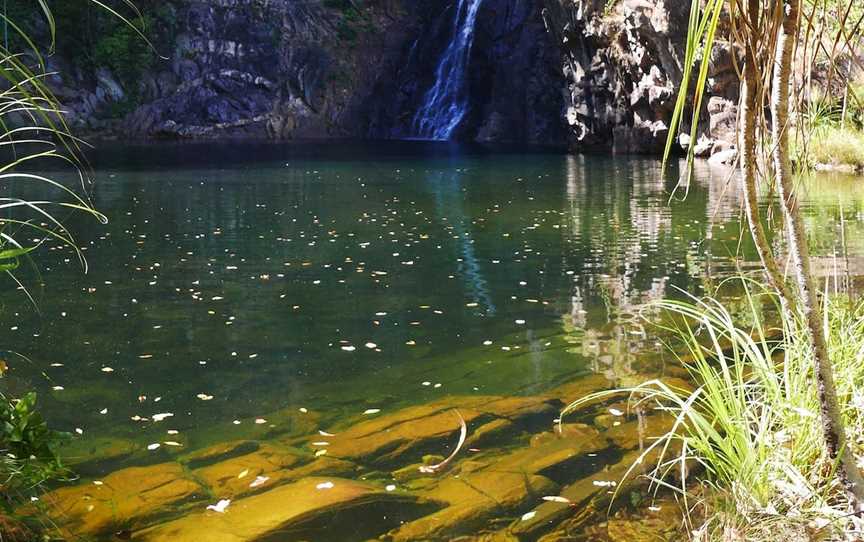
[93,15,155,91]
[1,391,69,493]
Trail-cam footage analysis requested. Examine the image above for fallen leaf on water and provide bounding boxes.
[249,476,269,488]
[206,499,231,513]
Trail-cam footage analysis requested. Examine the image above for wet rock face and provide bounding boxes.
[541,0,739,155]
[125,0,343,139]
[52,0,738,151]
[58,0,417,140]
[362,0,568,145]
[55,0,567,145]
[469,0,569,144]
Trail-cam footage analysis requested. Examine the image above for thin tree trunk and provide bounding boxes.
[739,2,796,312]
[771,0,864,509]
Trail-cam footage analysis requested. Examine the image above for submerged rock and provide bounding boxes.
[466,419,515,449]
[192,443,306,498]
[59,435,140,475]
[390,471,558,541]
[134,477,438,541]
[603,413,675,450]
[180,440,261,470]
[323,395,559,466]
[42,463,206,536]
[511,448,661,539]
[388,421,606,540]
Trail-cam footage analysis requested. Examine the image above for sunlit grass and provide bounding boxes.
[562,281,864,540]
[807,128,864,171]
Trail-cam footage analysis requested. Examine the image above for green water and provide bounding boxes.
[2,142,863,532]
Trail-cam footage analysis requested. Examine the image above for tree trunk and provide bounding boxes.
[771,0,864,509]
[739,2,796,312]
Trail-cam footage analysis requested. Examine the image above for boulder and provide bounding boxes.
[42,463,206,536]
[709,148,738,166]
[134,477,437,541]
[322,395,559,466]
[390,471,558,541]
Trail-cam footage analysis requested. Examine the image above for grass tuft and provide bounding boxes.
[563,281,864,540]
[808,129,864,171]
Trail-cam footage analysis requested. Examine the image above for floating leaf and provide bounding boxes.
[206,499,231,513]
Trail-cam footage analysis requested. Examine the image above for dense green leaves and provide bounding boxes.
[1,391,68,491]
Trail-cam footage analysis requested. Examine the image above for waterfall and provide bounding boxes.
[412,0,484,140]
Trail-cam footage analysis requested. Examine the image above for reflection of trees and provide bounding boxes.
[560,159,864,381]
[798,174,864,292]
[560,157,767,381]
[560,156,676,380]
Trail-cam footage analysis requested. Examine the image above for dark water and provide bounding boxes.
[1,142,862,536]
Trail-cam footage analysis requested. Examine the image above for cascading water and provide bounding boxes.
[411,0,484,140]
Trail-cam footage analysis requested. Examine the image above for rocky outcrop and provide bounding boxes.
[50,0,567,145]
[364,0,568,144]
[541,0,739,155]
[57,0,418,140]
[47,0,739,152]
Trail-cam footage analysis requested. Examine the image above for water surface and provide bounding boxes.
[2,142,863,538]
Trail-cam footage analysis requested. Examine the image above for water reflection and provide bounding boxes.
[426,168,496,314]
[0,144,861,475]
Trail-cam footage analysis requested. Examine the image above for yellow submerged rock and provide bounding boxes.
[133,477,434,541]
[42,462,206,536]
[323,395,558,464]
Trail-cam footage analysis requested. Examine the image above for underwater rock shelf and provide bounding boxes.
[36,375,682,541]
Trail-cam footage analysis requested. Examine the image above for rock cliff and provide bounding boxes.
[43,0,738,154]
[542,0,739,155]
[47,0,566,145]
